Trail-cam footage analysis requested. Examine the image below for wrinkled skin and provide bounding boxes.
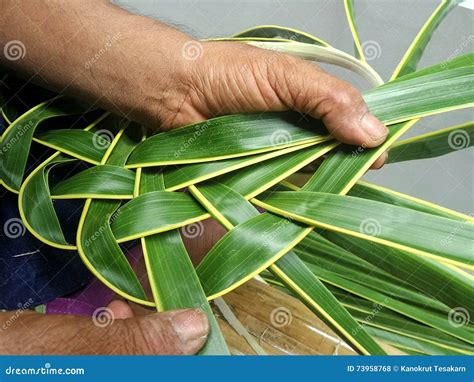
[0,0,388,355]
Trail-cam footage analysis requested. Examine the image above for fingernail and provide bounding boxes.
[170,309,209,344]
[362,113,388,145]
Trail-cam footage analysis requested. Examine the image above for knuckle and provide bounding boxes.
[135,315,183,355]
[332,81,364,111]
[269,54,320,110]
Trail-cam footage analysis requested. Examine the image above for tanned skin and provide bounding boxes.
[0,0,387,354]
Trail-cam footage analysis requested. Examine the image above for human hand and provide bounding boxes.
[0,0,388,168]
[153,40,388,170]
[0,303,209,355]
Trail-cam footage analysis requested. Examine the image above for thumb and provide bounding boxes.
[0,308,209,355]
[101,308,210,355]
[266,54,389,148]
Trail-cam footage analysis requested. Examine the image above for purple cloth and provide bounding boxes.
[46,246,143,316]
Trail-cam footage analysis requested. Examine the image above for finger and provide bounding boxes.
[370,151,388,170]
[268,55,388,147]
[107,300,135,319]
[134,309,209,355]
[0,308,209,355]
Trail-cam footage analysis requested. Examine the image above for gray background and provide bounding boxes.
[116,0,473,213]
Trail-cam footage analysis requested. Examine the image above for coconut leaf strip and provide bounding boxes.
[16,113,110,248]
[388,121,474,163]
[301,260,473,343]
[126,112,329,167]
[51,165,136,199]
[33,129,110,164]
[136,168,229,355]
[233,25,330,47]
[1,97,88,190]
[77,123,151,306]
[163,140,325,191]
[343,0,366,62]
[19,153,76,249]
[254,191,474,269]
[390,0,462,79]
[190,181,384,355]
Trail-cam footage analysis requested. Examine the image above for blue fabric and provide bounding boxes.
[0,115,92,310]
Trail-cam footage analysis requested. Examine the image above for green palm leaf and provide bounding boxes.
[77,123,150,305]
[110,191,209,242]
[255,191,473,269]
[51,165,136,199]
[138,168,229,355]
[1,97,89,191]
[19,153,75,248]
[34,129,110,164]
[3,0,472,356]
[388,121,474,163]
[191,181,385,355]
[126,112,329,167]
